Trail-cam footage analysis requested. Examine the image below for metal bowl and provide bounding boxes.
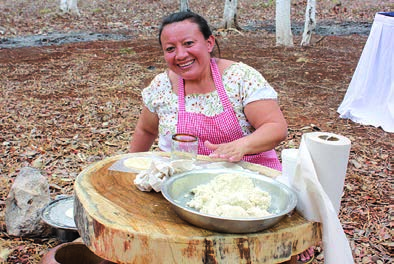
[161,168,297,233]
[41,196,80,242]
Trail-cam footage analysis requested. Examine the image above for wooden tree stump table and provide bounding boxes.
[74,152,321,264]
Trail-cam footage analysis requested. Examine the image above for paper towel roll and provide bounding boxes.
[291,132,354,263]
[304,132,351,214]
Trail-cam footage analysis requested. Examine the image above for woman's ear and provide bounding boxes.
[207,35,215,53]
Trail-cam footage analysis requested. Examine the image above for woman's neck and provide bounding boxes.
[184,61,216,95]
[169,58,233,96]
[184,74,215,95]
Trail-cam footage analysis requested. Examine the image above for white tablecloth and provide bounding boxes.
[337,12,394,133]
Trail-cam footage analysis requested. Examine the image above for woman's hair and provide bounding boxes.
[158,11,220,57]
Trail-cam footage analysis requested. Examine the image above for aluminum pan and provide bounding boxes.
[161,168,297,233]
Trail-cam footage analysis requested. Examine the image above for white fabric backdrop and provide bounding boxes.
[338,12,394,133]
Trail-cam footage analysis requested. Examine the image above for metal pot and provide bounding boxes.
[41,196,80,242]
[161,168,297,233]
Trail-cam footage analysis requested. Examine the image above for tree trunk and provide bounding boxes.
[73,153,322,264]
[179,0,190,12]
[301,0,316,46]
[60,0,80,16]
[222,0,240,30]
[275,0,293,47]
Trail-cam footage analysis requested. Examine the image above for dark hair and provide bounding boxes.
[158,11,220,57]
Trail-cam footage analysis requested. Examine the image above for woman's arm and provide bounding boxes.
[129,106,159,152]
[242,99,288,152]
[205,99,287,162]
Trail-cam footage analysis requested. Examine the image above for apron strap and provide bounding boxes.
[209,58,233,111]
[177,77,186,112]
[177,58,233,113]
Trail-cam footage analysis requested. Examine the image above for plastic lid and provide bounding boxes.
[41,196,77,230]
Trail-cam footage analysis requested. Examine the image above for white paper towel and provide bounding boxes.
[292,132,354,264]
[305,132,351,214]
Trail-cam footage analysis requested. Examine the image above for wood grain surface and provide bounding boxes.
[74,152,321,264]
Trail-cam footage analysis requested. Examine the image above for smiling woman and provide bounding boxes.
[129,11,288,171]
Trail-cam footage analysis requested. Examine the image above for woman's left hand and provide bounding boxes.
[204,140,246,162]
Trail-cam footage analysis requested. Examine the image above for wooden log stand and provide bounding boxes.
[74,152,321,264]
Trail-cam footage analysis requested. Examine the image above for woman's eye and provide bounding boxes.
[185,41,193,46]
[166,47,175,52]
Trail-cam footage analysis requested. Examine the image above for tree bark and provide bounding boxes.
[74,153,322,263]
[60,0,80,16]
[179,0,190,12]
[275,0,294,47]
[301,0,316,46]
[222,0,240,30]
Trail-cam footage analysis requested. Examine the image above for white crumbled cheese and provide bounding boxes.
[186,173,272,218]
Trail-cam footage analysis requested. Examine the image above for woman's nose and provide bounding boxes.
[175,47,187,59]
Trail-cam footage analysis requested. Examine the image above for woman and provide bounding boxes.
[129,11,315,263]
[129,11,287,170]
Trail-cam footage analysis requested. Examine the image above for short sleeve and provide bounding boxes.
[140,72,179,150]
[241,63,277,105]
[223,62,278,108]
[142,72,173,113]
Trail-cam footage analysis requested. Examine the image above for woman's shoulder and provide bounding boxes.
[142,71,175,110]
[218,59,260,78]
[215,58,236,74]
[218,58,277,98]
[142,71,173,100]
[144,71,171,91]
[150,71,170,85]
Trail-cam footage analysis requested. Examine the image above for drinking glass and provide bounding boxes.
[171,134,198,161]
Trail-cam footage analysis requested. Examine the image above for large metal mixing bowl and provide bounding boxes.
[161,168,297,233]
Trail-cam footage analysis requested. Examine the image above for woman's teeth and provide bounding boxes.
[179,60,194,67]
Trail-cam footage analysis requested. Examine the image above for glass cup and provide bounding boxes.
[171,133,198,161]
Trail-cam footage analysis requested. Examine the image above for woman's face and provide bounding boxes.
[160,20,215,81]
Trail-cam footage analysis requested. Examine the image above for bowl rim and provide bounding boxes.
[41,196,77,230]
[161,168,297,222]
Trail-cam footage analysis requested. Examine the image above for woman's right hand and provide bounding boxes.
[204,140,247,163]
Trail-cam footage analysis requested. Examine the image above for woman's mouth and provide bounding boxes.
[178,60,195,69]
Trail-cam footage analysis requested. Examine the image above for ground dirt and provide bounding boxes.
[0,1,393,263]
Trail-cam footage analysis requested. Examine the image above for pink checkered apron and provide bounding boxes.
[176,58,281,170]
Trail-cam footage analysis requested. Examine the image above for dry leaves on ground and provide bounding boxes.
[1,0,393,263]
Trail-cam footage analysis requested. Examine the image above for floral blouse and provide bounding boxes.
[142,62,278,151]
